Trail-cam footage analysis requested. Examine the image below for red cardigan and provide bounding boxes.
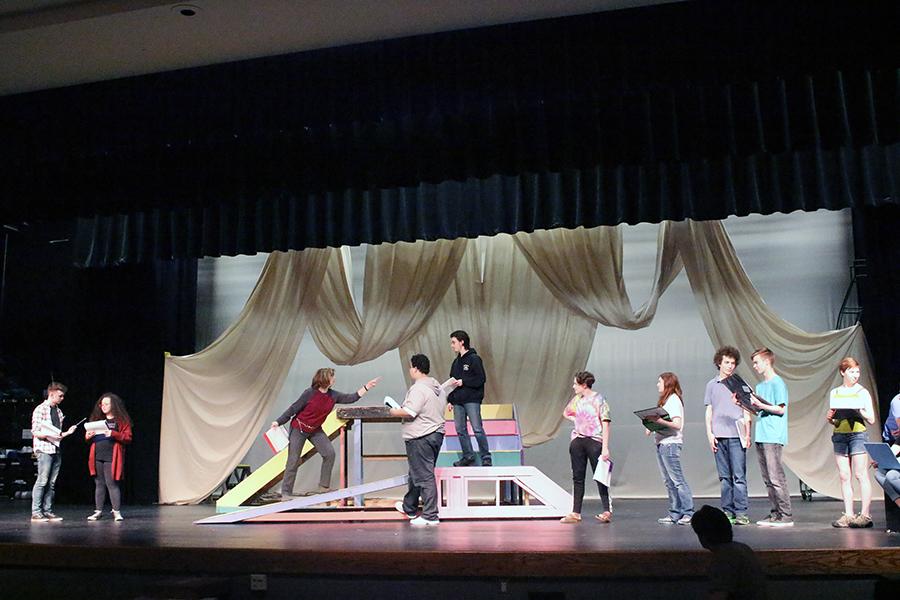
[88,421,133,481]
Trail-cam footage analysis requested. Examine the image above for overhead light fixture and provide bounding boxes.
[171,4,201,17]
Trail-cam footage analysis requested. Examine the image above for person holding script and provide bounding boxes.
[643,372,694,526]
[826,357,876,528]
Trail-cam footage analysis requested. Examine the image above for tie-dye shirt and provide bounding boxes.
[564,393,611,443]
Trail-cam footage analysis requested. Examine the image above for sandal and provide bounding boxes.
[595,511,612,523]
[559,512,582,523]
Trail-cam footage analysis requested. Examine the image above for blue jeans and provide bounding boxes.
[875,468,900,503]
[713,438,748,517]
[656,443,694,520]
[31,452,62,515]
[453,403,491,463]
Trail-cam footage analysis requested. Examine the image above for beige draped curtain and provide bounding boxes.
[159,249,331,504]
[673,219,877,499]
[159,219,878,504]
[310,239,467,364]
[513,223,682,329]
[400,235,598,445]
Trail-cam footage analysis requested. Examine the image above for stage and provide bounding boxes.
[1,497,898,599]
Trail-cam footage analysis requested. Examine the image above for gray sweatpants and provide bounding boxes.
[282,427,335,495]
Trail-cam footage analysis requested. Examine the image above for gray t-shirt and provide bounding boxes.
[705,377,744,438]
[401,377,447,440]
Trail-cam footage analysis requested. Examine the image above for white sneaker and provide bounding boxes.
[112,510,124,521]
[87,510,102,521]
[394,501,415,519]
[409,516,439,527]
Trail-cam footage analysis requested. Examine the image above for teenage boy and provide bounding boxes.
[448,330,491,466]
[31,382,78,522]
[705,346,751,525]
[748,347,793,527]
[391,354,447,526]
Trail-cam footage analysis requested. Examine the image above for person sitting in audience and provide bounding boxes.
[690,504,769,600]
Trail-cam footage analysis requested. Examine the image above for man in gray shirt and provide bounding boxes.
[390,354,447,526]
[704,346,752,526]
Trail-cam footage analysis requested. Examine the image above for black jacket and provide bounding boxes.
[448,348,486,405]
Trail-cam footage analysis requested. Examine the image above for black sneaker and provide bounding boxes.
[453,457,475,467]
[43,512,63,521]
[480,458,493,467]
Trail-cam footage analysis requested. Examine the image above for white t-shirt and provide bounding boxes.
[656,394,684,445]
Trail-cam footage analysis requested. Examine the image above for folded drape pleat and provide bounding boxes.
[513,223,682,329]
[310,238,467,364]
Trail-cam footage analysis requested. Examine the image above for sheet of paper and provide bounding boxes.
[263,425,289,454]
[736,418,749,448]
[829,396,866,410]
[85,420,110,433]
[441,378,457,391]
[383,396,401,409]
[592,458,613,487]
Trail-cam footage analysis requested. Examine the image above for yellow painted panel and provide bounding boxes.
[443,403,514,420]
[216,411,346,511]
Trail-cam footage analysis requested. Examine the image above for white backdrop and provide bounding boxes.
[195,209,854,499]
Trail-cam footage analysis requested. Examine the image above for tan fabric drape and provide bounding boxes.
[513,223,682,329]
[160,218,878,504]
[311,239,467,364]
[673,219,878,499]
[400,235,597,445]
[159,249,331,504]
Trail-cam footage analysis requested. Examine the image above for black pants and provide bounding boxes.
[569,436,610,514]
[94,460,121,511]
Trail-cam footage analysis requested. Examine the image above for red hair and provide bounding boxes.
[657,372,684,408]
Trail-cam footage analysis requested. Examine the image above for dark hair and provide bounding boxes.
[690,505,733,545]
[713,346,741,368]
[657,372,684,408]
[450,330,470,350]
[89,393,132,427]
[47,381,67,394]
[751,347,775,364]
[574,371,595,389]
[311,368,336,390]
[410,354,431,375]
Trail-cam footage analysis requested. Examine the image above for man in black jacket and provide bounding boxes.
[448,330,492,466]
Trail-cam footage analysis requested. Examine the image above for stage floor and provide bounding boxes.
[0,497,898,581]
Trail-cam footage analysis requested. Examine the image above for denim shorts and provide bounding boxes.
[831,431,868,456]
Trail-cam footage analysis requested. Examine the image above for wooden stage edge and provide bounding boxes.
[2,499,898,580]
[2,542,899,579]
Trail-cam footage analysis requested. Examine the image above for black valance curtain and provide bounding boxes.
[0,0,897,264]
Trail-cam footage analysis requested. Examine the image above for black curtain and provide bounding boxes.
[0,0,895,264]
[855,205,900,530]
[0,222,195,504]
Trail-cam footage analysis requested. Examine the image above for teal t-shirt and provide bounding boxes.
[754,375,789,445]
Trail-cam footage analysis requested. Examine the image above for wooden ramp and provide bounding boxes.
[215,411,347,513]
[196,467,571,524]
[197,475,410,524]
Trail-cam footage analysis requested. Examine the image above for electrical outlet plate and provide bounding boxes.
[250,574,267,591]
